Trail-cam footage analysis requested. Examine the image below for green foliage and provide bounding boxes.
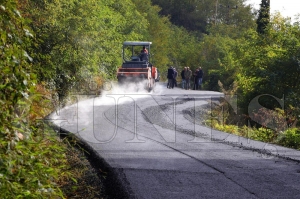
[168,26,201,68]
[21,0,149,101]
[236,16,300,116]
[0,123,68,198]
[212,123,300,149]
[214,123,239,135]
[132,0,204,74]
[131,0,173,72]
[207,80,300,149]
[277,128,300,149]
[208,100,300,149]
[198,34,238,91]
[0,1,70,198]
[248,127,277,142]
[152,0,255,33]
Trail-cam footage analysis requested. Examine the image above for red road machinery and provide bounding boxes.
[117,41,158,91]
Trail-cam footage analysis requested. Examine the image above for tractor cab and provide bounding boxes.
[123,41,152,62]
[122,41,152,69]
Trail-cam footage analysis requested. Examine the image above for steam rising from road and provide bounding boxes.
[104,80,151,94]
[95,80,164,106]
[50,80,164,122]
[101,80,164,97]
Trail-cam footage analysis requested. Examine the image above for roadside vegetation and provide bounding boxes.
[1,0,300,198]
[207,80,300,150]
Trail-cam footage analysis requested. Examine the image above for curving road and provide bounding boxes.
[50,83,300,199]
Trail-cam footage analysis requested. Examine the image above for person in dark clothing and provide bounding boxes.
[193,68,199,90]
[140,46,148,61]
[184,67,192,90]
[181,67,186,89]
[173,68,178,88]
[167,66,175,89]
[140,46,148,54]
[197,67,204,90]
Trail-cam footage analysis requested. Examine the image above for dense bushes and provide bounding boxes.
[211,123,300,150]
[0,1,70,197]
[277,128,300,149]
[201,14,300,146]
[0,124,68,198]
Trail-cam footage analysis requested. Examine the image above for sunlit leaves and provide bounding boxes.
[0,0,67,198]
[21,0,151,100]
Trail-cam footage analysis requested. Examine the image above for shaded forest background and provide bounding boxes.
[1,0,300,198]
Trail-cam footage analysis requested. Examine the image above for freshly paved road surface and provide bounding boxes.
[50,83,300,199]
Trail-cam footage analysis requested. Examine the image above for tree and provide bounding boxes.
[236,15,300,119]
[20,0,148,101]
[152,0,255,34]
[131,0,173,71]
[256,0,270,34]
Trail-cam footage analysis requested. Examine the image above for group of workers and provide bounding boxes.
[167,66,204,90]
[139,46,204,90]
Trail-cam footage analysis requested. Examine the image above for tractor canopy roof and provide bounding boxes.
[123,41,152,46]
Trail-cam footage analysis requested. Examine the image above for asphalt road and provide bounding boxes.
[50,82,300,199]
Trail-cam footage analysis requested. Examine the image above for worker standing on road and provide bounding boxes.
[173,68,178,88]
[181,67,186,89]
[197,67,204,90]
[184,67,192,90]
[167,66,175,89]
[193,68,199,90]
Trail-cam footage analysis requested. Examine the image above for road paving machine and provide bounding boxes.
[116,41,158,91]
